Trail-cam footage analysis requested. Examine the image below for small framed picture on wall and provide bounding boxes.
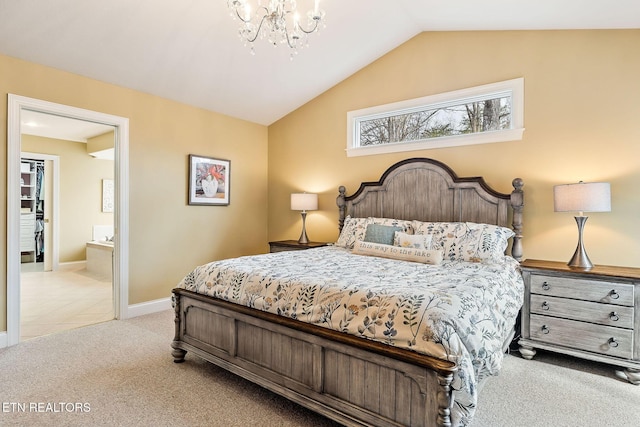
[102,179,114,212]
[188,154,230,206]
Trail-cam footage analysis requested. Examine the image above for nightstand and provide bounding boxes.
[268,240,329,253]
[518,259,640,384]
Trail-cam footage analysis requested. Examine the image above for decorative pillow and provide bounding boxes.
[412,220,514,263]
[393,231,432,249]
[335,216,371,249]
[335,216,413,249]
[352,240,443,265]
[369,217,414,234]
[363,224,404,246]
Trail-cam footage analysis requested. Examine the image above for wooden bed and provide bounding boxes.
[171,157,524,427]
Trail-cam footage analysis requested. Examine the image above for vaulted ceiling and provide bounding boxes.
[1,0,638,126]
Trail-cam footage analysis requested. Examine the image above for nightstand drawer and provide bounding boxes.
[530,294,634,329]
[530,314,633,359]
[270,245,306,253]
[530,274,634,306]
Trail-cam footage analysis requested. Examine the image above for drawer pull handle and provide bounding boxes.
[609,290,620,300]
[541,301,550,311]
[541,281,551,291]
[610,312,619,322]
[608,337,619,348]
[541,325,550,334]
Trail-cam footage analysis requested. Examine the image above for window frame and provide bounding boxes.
[346,78,524,157]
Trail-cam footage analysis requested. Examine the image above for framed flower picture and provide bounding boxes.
[188,155,230,205]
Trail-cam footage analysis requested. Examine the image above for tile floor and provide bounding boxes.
[20,262,114,341]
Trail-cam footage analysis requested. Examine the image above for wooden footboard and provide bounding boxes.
[172,289,457,427]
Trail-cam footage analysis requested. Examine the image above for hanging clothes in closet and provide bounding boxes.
[35,161,45,262]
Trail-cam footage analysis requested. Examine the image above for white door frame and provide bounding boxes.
[7,94,130,346]
[20,152,60,271]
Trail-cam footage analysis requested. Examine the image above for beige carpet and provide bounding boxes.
[476,349,640,426]
[1,310,639,427]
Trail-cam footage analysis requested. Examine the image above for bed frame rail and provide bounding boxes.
[172,289,457,427]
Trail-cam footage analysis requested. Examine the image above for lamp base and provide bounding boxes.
[297,211,309,244]
[567,216,593,270]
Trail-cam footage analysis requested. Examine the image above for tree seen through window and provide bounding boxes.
[358,96,511,146]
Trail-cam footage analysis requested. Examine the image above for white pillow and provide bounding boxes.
[393,231,432,249]
[352,240,443,265]
[412,220,514,263]
[335,216,371,249]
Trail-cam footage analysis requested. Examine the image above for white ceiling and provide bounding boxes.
[1,0,639,130]
[21,110,114,142]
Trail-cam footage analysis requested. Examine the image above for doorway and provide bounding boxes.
[19,144,114,340]
[6,94,130,347]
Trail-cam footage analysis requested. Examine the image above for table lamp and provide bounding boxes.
[553,181,611,269]
[291,192,318,244]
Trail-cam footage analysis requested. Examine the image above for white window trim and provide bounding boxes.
[346,78,525,157]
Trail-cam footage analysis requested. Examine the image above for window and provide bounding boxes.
[347,78,524,157]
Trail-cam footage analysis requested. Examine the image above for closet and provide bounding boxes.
[20,158,45,263]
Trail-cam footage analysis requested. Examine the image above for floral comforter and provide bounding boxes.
[176,246,523,426]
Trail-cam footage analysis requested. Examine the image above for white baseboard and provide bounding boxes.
[126,297,172,318]
[57,261,86,271]
[0,331,7,349]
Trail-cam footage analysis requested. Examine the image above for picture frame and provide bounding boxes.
[102,179,114,212]
[188,154,230,206]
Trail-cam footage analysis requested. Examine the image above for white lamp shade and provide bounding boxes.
[553,182,611,213]
[291,193,318,211]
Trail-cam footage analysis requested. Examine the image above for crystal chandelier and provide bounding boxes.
[226,0,326,57]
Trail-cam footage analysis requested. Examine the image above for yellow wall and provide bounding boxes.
[87,130,115,155]
[22,134,114,262]
[268,30,640,268]
[1,54,268,331]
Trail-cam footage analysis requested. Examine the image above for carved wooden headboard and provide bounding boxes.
[336,157,524,260]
